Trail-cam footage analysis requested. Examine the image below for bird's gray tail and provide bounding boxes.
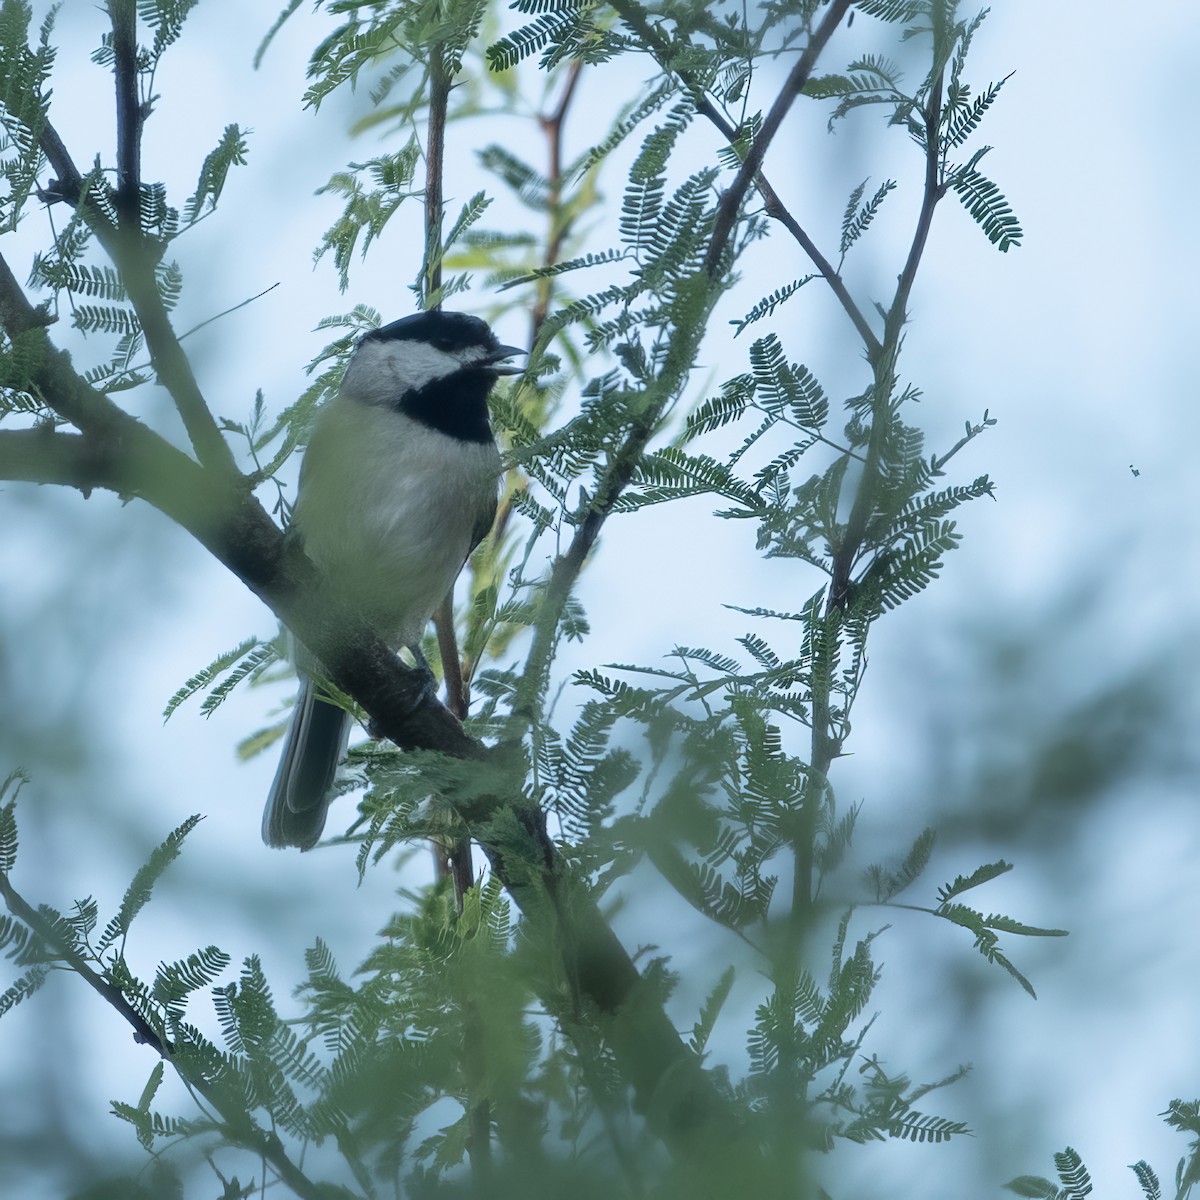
[262,677,351,850]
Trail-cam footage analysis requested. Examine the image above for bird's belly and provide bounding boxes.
[296,413,499,649]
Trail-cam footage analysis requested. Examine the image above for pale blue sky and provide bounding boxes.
[1,3,1196,1196]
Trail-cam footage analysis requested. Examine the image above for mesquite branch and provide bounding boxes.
[0,869,328,1200]
[607,0,880,360]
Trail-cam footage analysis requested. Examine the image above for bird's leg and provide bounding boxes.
[406,642,438,693]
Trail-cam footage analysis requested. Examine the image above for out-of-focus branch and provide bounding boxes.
[0,868,329,1200]
[0,428,112,493]
[530,59,582,338]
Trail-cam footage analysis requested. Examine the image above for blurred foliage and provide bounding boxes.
[2,2,1184,1199]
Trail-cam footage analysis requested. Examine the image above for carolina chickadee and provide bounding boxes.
[263,310,523,850]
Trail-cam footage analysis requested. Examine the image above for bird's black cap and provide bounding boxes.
[365,310,500,354]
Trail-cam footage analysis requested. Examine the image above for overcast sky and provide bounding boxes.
[1,3,1197,1197]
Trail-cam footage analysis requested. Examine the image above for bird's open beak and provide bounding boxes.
[481,344,527,375]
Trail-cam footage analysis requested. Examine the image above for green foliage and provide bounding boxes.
[949,152,1024,250]
[136,0,200,64]
[0,963,47,1016]
[184,123,249,224]
[96,815,203,955]
[839,176,897,261]
[0,3,1112,1198]
[944,73,1012,149]
[853,0,930,23]
[0,1,55,230]
[315,140,422,292]
[0,768,23,872]
[865,826,935,902]
[1005,1147,1093,1200]
[162,636,279,721]
[732,276,818,335]
[690,964,736,1056]
[1131,1161,1163,1200]
[487,0,625,73]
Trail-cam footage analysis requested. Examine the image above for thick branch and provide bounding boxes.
[0,428,113,492]
[109,0,141,234]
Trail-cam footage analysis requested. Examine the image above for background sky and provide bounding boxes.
[0,2,1197,1197]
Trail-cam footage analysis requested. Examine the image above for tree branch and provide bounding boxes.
[109,0,142,235]
[703,0,854,276]
[796,68,950,920]
[35,112,238,477]
[762,188,883,361]
[0,870,330,1200]
[531,59,583,337]
[0,428,112,493]
[606,0,879,357]
[423,51,449,306]
[886,68,946,345]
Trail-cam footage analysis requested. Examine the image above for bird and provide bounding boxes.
[262,309,524,850]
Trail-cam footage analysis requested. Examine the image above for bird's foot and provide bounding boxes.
[365,648,439,740]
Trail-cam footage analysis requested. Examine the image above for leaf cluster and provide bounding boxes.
[0,0,55,231]
[0,3,1075,1198]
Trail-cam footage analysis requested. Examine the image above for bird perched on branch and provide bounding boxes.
[263,310,523,850]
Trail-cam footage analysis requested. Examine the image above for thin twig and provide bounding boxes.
[512,309,715,726]
[531,59,583,338]
[177,282,281,343]
[607,0,879,358]
[829,71,945,616]
[36,99,238,476]
[886,70,947,346]
[703,0,854,276]
[418,42,493,1181]
[424,54,448,307]
[794,67,949,926]
[759,195,882,361]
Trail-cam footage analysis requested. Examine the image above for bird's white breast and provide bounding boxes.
[294,397,500,649]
